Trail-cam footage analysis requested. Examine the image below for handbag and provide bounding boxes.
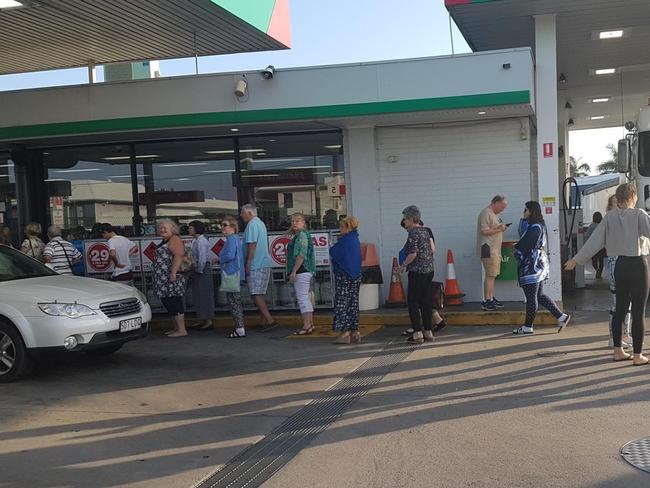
[432,281,445,310]
[219,237,240,293]
[178,244,195,273]
[220,270,240,293]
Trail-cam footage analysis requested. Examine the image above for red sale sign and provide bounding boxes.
[267,233,331,268]
[270,236,292,266]
[86,242,112,272]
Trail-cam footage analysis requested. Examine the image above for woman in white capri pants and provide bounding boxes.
[287,213,316,335]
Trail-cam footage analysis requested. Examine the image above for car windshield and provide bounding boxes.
[0,245,58,282]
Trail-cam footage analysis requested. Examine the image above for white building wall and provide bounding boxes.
[0,48,534,133]
[375,118,532,302]
[344,127,382,248]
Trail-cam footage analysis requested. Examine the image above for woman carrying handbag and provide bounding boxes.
[217,216,246,338]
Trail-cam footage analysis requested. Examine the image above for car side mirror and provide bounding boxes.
[618,139,630,173]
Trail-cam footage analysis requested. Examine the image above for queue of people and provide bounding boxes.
[9,185,647,356]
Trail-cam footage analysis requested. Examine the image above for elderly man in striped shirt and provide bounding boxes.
[43,225,82,275]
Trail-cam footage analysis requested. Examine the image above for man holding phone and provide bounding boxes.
[477,195,509,311]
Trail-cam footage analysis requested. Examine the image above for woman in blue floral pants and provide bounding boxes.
[330,216,362,344]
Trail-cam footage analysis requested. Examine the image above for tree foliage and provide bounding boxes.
[596,143,618,174]
[569,156,591,177]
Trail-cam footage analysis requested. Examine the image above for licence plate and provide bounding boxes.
[119,317,142,332]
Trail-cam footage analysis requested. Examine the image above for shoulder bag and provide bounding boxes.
[219,238,240,293]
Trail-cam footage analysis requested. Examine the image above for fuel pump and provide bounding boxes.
[560,177,585,289]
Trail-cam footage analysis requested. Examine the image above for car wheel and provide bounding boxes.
[85,344,123,356]
[0,321,32,383]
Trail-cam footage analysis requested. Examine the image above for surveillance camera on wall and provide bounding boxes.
[235,78,248,98]
[261,65,275,80]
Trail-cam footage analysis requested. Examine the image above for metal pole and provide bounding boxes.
[129,144,142,236]
[193,31,199,75]
[448,14,456,55]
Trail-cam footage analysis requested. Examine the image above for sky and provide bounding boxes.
[0,0,617,172]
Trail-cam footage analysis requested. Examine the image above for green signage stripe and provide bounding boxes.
[211,0,276,32]
[0,91,530,140]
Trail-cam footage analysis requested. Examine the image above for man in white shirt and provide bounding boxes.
[99,224,138,285]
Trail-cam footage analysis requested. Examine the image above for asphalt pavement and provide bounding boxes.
[1,310,649,487]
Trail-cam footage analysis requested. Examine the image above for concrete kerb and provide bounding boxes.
[149,306,556,331]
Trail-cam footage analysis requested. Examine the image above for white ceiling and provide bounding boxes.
[448,0,650,130]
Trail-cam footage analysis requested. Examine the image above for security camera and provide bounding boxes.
[625,121,636,132]
[261,65,275,80]
[235,78,248,98]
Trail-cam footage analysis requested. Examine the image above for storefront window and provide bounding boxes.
[239,132,345,231]
[135,138,237,235]
[43,145,141,238]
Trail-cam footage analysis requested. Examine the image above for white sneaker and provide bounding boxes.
[557,314,571,333]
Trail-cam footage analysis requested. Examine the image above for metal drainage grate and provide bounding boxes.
[621,437,650,473]
[194,341,416,488]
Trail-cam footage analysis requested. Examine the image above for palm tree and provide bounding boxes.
[596,144,618,174]
[569,156,591,177]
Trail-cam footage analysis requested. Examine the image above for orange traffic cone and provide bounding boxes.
[444,250,465,306]
[385,257,406,308]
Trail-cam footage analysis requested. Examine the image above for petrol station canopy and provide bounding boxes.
[0,0,291,75]
[447,0,650,130]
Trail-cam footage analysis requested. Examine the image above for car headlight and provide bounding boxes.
[135,289,148,304]
[38,303,97,319]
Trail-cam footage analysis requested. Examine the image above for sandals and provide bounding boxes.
[293,326,314,336]
[350,331,361,344]
[423,331,434,343]
[433,320,447,334]
[227,329,246,338]
[613,354,633,362]
[333,332,351,344]
[407,333,424,344]
[197,322,214,331]
[633,356,650,366]
[401,328,414,337]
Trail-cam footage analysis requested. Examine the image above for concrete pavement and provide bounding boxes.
[1,311,649,487]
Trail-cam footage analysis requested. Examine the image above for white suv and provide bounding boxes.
[0,245,152,382]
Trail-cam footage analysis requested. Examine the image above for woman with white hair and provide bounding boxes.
[43,225,82,275]
[153,219,188,338]
[400,205,436,344]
